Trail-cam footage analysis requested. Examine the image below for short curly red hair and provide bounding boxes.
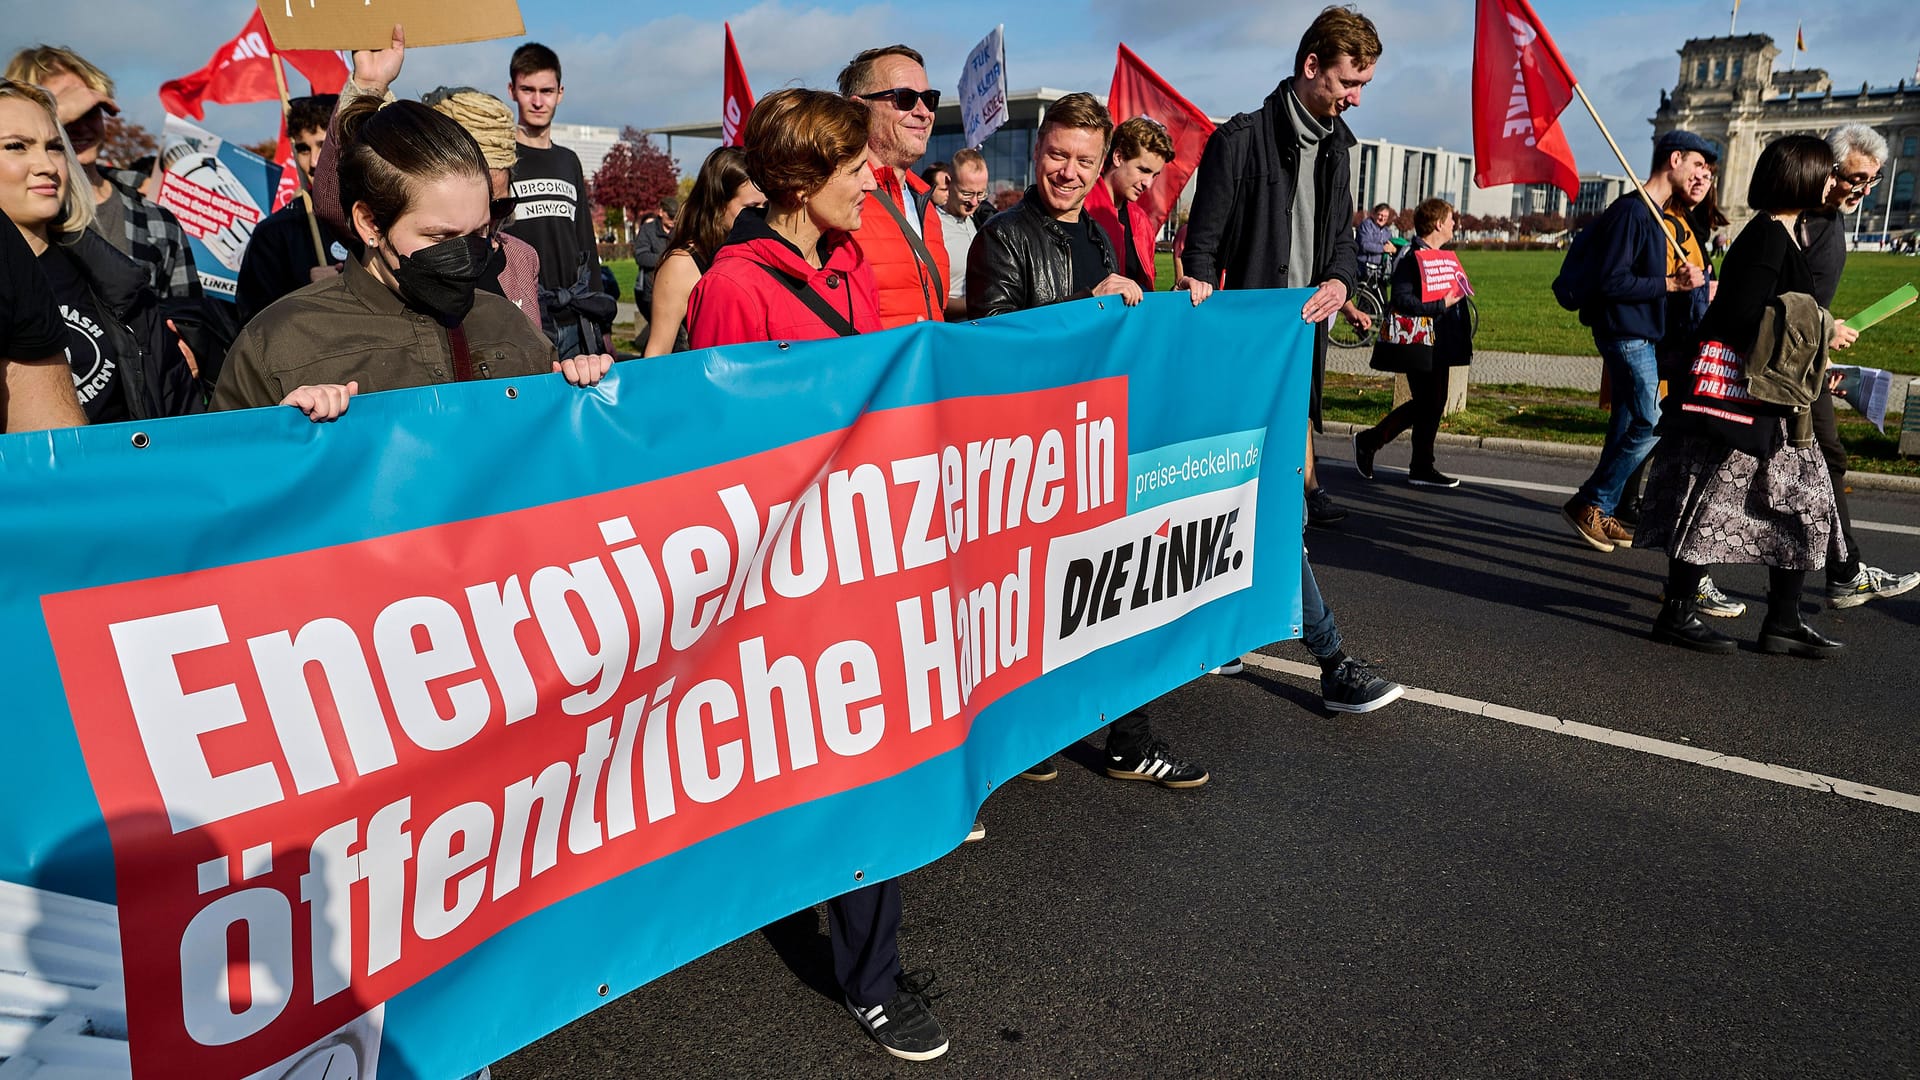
[744,88,871,206]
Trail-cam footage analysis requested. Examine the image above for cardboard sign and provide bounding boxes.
[1413,248,1472,303]
[256,0,524,51]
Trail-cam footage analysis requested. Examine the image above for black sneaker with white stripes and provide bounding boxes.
[1104,740,1209,788]
[847,971,950,1061]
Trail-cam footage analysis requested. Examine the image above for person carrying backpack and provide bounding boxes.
[1553,130,1716,553]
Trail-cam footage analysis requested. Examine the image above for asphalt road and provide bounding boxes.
[496,440,1920,1080]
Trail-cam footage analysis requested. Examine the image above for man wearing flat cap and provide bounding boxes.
[1559,129,1716,554]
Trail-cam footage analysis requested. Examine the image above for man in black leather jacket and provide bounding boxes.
[966,93,1141,320]
[966,93,1215,790]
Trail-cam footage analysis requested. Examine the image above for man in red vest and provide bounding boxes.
[839,45,949,329]
[1083,116,1174,292]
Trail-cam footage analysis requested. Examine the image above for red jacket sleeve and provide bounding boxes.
[685,267,765,348]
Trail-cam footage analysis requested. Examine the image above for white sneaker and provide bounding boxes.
[1696,576,1747,618]
[1827,566,1920,608]
[1210,660,1245,675]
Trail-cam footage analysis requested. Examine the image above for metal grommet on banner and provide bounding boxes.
[1293,625,1302,635]
[505,386,519,399]
[1096,302,1105,310]
[597,983,610,997]
[853,869,865,882]
[778,342,791,350]
[130,432,150,449]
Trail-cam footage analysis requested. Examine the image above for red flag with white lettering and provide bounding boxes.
[1106,44,1214,234]
[158,9,348,120]
[722,23,756,148]
[1471,0,1579,201]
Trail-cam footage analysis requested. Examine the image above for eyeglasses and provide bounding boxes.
[1832,165,1883,190]
[859,87,941,112]
[956,188,988,200]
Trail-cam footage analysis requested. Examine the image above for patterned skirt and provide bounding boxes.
[1636,425,1842,570]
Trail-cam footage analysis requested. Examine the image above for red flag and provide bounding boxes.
[721,23,756,148]
[1471,0,1580,202]
[159,9,348,120]
[271,122,299,213]
[1106,44,1214,233]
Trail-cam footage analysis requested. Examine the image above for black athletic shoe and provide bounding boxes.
[1406,467,1460,488]
[1353,432,1377,480]
[1306,487,1348,526]
[1018,760,1058,782]
[1105,741,1209,788]
[847,972,950,1061]
[1321,657,1404,714]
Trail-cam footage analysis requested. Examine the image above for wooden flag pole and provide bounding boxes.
[272,55,329,270]
[1569,82,1689,261]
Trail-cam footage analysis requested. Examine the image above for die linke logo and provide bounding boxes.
[1041,479,1260,672]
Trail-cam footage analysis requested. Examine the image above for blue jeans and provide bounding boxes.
[1301,550,1341,660]
[1574,336,1662,515]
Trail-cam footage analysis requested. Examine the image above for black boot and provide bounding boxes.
[1757,620,1845,659]
[1651,598,1737,654]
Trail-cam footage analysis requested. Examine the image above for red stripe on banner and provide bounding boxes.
[42,380,1129,1076]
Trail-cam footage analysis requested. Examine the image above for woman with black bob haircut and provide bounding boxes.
[215,96,609,418]
[1636,133,1854,657]
[642,146,764,356]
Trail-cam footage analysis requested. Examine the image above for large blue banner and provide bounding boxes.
[0,291,1310,1079]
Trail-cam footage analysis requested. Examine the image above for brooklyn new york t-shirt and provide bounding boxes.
[38,248,128,424]
[505,141,601,293]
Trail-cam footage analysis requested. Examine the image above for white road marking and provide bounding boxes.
[1239,653,1920,815]
[1342,464,1920,536]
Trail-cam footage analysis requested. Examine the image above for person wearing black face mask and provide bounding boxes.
[214,96,610,418]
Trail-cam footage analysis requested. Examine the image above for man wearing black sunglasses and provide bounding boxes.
[838,45,950,329]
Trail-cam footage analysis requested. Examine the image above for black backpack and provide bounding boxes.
[1551,221,1602,313]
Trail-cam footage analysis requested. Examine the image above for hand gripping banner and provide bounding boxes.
[0,291,1311,1079]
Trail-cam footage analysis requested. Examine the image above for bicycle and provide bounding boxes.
[1329,260,1390,349]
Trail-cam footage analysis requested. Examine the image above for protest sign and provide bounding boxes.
[1,293,1309,1079]
[959,25,1009,149]
[256,0,524,51]
[1413,248,1472,303]
[154,115,280,300]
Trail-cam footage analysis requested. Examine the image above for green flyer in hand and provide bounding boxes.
[1847,284,1917,333]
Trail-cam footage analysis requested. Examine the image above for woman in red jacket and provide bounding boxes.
[684,88,950,1064]
[688,90,880,346]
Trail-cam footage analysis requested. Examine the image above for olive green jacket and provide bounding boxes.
[214,258,557,411]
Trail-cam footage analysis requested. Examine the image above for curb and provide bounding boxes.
[1318,421,1920,494]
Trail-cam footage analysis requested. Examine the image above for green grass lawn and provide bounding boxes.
[606,257,638,300]
[1457,250,1920,375]
[1321,372,1916,477]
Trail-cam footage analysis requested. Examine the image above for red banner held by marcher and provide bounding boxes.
[722,23,755,148]
[1471,0,1580,201]
[1106,44,1214,234]
[159,9,348,120]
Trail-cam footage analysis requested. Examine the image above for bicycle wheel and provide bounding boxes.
[1329,288,1383,349]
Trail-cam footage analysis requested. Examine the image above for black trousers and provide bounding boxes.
[828,879,902,1008]
[1363,368,1448,472]
[1106,709,1153,758]
[1810,388,1860,582]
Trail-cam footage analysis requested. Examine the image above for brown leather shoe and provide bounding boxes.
[1600,515,1634,549]
[1561,500,1616,552]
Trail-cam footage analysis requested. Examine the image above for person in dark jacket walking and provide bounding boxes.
[1175,7,1401,714]
[1181,6,1368,529]
[0,80,202,423]
[1352,198,1473,488]
[966,94,1142,319]
[1637,135,1851,658]
[966,92,1211,789]
[684,88,952,1066]
[1797,123,1918,608]
[631,195,676,319]
[1558,129,1715,553]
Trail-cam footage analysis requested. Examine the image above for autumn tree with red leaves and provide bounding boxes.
[100,115,158,167]
[591,126,678,240]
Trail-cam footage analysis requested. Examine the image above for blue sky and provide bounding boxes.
[16,0,1919,178]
